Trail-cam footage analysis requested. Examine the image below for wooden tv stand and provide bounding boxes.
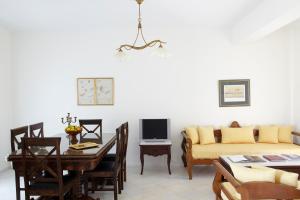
[139,141,172,175]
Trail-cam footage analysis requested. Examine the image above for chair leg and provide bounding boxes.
[114,177,118,200]
[25,193,30,200]
[118,174,122,194]
[83,175,89,196]
[120,167,124,190]
[15,173,21,200]
[124,161,127,182]
[91,177,96,193]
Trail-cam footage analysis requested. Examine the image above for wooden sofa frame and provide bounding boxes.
[181,121,300,180]
[212,160,300,200]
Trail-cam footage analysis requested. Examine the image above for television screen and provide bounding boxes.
[142,119,168,139]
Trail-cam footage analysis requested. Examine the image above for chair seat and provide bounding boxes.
[85,161,118,177]
[28,174,76,192]
[103,154,126,165]
[102,153,116,161]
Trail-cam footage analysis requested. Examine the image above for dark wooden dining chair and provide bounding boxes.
[121,122,128,182]
[79,119,102,143]
[103,122,129,185]
[21,137,78,200]
[29,122,44,138]
[10,126,29,200]
[83,126,123,200]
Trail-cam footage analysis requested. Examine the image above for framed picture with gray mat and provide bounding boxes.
[219,79,250,107]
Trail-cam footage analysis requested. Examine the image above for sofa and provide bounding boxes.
[181,121,300,179]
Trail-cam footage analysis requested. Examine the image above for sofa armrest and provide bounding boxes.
[292,131,300,137]
[213,160,300,199]
[181,130,192,152]
[292,131,300,145]
[213,160,241,188]
[237,181,300,199]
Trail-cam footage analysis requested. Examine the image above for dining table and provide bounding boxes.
[7,132,116,200]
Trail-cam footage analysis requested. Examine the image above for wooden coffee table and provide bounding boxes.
[219,155,300,175]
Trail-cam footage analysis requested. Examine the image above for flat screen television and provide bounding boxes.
[139,119,170,142]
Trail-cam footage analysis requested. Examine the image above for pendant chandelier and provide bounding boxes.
[115,0,168,59]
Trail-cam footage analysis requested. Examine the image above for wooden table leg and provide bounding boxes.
[72,171,99,200]
[140,148,144,175]
[167,150,171,175]
[14,171,21,200]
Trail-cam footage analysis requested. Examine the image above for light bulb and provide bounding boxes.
[152,44,170,58]
[115,49,130,61]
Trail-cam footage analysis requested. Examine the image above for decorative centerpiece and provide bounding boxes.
[61,113,82,144]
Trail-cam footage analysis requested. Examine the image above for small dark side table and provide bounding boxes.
[139,141,172,175]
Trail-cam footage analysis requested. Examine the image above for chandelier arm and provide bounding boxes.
[118,40,166,51]
[148,41,159,47]
[124,46,133,50]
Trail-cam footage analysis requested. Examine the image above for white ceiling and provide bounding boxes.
[0,0,261,31]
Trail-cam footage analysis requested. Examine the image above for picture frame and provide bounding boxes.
[77,77,114,105]
[219,79,250,107]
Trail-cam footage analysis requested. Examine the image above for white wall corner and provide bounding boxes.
[288,27,295,125]
[231,0,300,44]
[0,25,12,170]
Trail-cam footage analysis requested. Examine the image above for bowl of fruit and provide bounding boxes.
[65,125,82,135]
[65,125,82,144]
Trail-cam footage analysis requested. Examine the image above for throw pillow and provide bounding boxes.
[278,126,293,143]
[258,126,279,143]
[221,127,255,144]
[230,164,275,183]
[185,127,199,144]
[197,126,215,145]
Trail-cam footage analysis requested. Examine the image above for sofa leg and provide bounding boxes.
[182,155,187,167]
[187,162,192,180]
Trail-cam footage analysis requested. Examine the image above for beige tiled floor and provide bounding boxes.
[0,165,215,200]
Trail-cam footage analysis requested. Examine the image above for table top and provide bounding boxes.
[139,140,172,145]
[220,155,300,167]
[8,133,116,161]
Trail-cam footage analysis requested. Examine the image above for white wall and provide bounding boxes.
[12,27,292,167]
[292,26,300,130]
[0,26,12,171]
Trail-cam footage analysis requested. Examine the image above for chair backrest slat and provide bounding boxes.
[114,126,123,174]
[22,137,63,192]
[122,122,129,159]
[29,122,44,138]
[11,126,29,152]
[79,119,102,143]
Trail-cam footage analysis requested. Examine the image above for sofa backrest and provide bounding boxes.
[183,121,298,144]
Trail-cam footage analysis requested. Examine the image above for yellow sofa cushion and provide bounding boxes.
[251,165,298,187]
[221,127,255,144]
[197,126,215,145]
[258,126,279,143]
[278,126,293,143]
[191,143,300,159]
[221,182,240,200]
[185,127,199,144]
[230,164,275,183]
